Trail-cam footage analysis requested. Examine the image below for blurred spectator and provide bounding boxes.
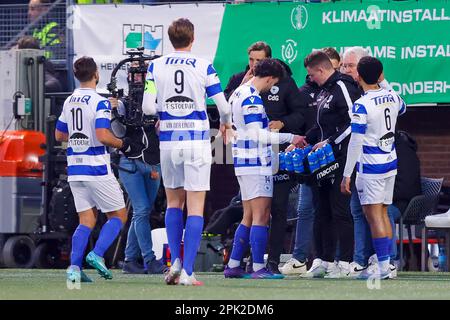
[28,0,63,59]
[28,0,51,22]
[17,35,62,92]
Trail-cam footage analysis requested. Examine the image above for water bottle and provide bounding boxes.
[294,147,304,160]
[278,152,286,171]
[316,148,327,168]
[307,151,319,173]
[438,242,447,272]
[292,153,304,174]
[303,145,313,157]
[323,143,335,163]
[285,151,295,172]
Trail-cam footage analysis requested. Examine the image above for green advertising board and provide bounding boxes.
[214,0,450,104]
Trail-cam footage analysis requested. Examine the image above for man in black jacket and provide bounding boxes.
[303,51,361,278]
[224,41,306,273]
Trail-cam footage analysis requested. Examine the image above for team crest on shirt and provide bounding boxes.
[69,133,90,153]
[270,86,279,95]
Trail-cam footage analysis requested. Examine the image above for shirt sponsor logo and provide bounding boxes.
[165,57,197,68]
[378,132,395,153]
[69,95,91,105]
[68,132,90,153]
[165,96,196,116]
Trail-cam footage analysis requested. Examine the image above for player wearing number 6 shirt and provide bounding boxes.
[341,56,406,279]
[223,59,305,280]
[141,18,232,286]
[55,57,138,283]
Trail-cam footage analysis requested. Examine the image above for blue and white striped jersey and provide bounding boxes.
[56,88,114,182]
[144,51,225,150]
[350,88,406,179]
[230,83,293,176]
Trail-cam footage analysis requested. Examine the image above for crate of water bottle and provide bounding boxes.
[278,143,337,184]
[278,145,310,173]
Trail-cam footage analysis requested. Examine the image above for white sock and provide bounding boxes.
[228,259,240,268]
[253,263,265,272]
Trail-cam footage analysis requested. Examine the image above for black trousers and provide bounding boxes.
[267,173,295,264]
[313,172,354,263]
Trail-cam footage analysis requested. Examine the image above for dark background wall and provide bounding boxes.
[398,108,450,187]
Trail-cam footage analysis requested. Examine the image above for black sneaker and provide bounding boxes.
[122,260,146,274]
[146,258,169,274]
[267,261,281,274]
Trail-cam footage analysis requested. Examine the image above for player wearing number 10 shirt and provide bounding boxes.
[56,57,129,284]
[142,18,231,286]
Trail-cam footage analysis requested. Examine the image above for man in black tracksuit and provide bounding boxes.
[224,42,306,273]
[303,51,361,276]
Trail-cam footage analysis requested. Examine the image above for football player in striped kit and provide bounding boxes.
[224,59,305,279]
[56,57,140,283]
[142,18,232,286]
[341,56,406,279]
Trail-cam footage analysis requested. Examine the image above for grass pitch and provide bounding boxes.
[1,269,450,300]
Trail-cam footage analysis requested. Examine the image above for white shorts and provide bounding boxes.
[160,147,212,191]
[237,175,273,201]
[355,175,395,205]
[69,178,125,213]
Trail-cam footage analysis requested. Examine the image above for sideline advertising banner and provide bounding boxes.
[215,0,450,105]
[73,1,450,104]
[72,3,224,92]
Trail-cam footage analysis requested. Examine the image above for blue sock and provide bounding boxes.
[93,217,123,257]
[183,215,204,276]
[71,224,92,269]
[372,237,391,262]
[230,224,250,262]
[165,207,184,265]
[250,225,268,266]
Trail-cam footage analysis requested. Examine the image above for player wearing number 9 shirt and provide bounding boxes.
[141,18,232,286]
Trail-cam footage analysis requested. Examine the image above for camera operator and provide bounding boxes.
[109,61,166,275]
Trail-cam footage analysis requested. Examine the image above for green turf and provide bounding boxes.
[1,269,450,300]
